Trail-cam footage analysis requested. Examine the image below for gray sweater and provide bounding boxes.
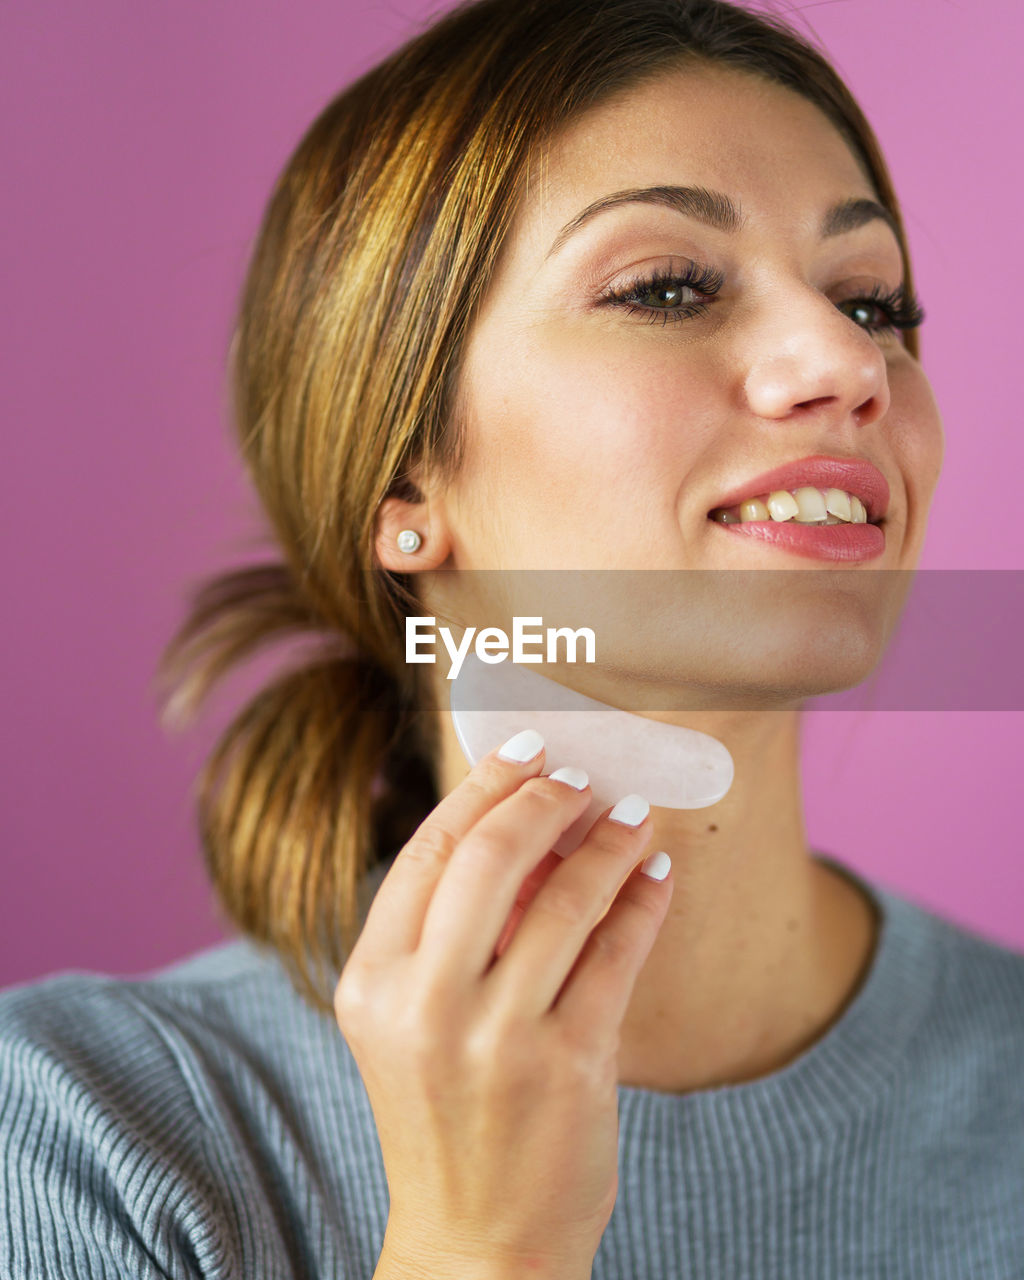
[2,853,1023,1279]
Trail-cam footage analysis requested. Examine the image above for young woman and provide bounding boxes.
[3,1,1021,1277]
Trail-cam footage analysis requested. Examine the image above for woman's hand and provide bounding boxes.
[334,729,673,1280]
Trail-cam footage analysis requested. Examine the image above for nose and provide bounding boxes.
[741,286,891,430]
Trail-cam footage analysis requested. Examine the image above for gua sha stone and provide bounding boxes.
[449,651,734,856]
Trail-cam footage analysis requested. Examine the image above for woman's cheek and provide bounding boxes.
[888,358,944,498]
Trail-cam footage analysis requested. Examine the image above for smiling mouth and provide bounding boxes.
[707,485,884,527]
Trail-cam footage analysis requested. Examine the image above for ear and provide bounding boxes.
[374,493,453,572]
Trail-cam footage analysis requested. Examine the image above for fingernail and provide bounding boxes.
[641,851,671,881]
[497,728,544,763]
[547,766,589,791]
[608,794,649,827]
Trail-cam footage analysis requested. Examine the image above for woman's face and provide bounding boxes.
[423,62,945,708]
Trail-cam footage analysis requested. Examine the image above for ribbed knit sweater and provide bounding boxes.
[2,852,1023,1279]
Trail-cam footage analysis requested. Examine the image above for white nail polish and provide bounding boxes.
[547,766,589,791]
[608,794,649,826]
[497,728,544,763]
[640,851,671,881]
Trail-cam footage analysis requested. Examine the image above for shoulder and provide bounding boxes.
[864,886,1024,1265]
[881,885,1024,1117]
[919,898,1024,1036]
[0,939,385,1278]
[0,940,305,1278]
[0,938,273,1131]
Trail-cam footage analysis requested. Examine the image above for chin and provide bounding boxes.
[615,604,898,712]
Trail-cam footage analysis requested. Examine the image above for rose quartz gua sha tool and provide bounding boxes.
[449,651,734,856]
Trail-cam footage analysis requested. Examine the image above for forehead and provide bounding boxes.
[506,62,876,267]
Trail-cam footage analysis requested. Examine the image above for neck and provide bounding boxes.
[434,702,879,1095]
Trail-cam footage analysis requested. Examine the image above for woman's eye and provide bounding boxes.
[637,282,699,308]
[839,298,892,331]
[601,263,723,326]
[836,284,925,335]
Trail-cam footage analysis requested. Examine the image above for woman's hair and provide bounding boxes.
[153,0,923,1013]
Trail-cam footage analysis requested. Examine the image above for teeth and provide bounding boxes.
[739,498,770,522]
[765,491,799,521]
[710,487,872,525]
[824,487,852,521]
[792,486,828,523]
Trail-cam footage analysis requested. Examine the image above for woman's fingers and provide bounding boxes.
[484,797,667,1019]
[355,729,551,959]
[416,770,594,980]
[552,857,673,1048]
[492,849,565,962]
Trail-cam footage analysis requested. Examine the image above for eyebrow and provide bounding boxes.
[543,185,901,260]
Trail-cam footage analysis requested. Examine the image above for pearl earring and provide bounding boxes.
[396,529,422,554]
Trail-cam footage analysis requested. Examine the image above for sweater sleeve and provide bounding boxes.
[0,973,247,1280]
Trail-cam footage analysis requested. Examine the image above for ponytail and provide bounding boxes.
[153,562,438,1014]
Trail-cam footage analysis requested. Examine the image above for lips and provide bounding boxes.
[707,454,891,524]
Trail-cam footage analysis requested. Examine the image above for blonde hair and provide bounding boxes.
[153,0,923,1014]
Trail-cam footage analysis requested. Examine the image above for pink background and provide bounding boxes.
[2,0,1021,989]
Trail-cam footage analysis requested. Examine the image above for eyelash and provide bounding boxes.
[599,261,926,335]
